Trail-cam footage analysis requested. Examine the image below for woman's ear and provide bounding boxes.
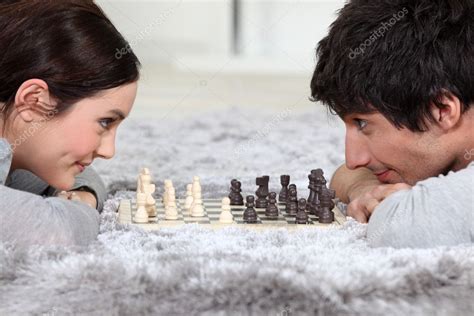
[14,79,57,122]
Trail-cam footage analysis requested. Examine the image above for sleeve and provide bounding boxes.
[367,167,474,248]
[0,185,100,248]
[6,166,108,212]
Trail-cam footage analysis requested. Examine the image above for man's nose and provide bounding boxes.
[345,131,371,170]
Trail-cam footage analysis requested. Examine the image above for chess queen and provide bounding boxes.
[0,1,140,247]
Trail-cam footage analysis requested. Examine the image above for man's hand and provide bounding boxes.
[347,183,411,223]
[57,190,97,209]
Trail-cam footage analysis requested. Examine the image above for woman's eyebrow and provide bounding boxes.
[107,109,126,120]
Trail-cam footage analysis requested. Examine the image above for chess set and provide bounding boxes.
[118,168,347,231]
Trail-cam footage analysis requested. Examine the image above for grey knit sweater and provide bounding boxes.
[0,138,106,247]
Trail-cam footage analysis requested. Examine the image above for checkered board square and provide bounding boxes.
[118,198,346,231]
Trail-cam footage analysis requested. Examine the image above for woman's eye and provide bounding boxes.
[99,118,115,129]
[354,119,368,130]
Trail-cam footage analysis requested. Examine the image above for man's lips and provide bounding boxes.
[375,170,391,182]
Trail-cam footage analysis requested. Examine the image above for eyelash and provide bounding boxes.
[354,119,368,131]
[99,118,116,129]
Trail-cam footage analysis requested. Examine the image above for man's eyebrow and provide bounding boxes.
[108,109,126,120]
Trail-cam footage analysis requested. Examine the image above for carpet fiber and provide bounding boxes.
[1,107,473,315]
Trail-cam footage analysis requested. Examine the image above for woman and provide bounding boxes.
[0,0,140,247]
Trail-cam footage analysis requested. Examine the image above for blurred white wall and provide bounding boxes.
[96,0,345,74]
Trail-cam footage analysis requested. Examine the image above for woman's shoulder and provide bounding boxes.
[0,138,12,185]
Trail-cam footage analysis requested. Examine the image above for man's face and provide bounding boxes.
[343,112,454,185]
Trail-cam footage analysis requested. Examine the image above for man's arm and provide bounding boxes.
[330,164,381,203]
[330,164,411,222]
[367,165,474,248]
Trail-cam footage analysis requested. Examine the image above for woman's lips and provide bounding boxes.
[75,162,85,172]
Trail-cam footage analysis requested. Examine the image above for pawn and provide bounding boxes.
[184,184,194,210]
[265,192,279,219]
[243,195,258,223]
[286,188,298,215]
[192,176,201,192]
[163,179,173,206]
[165,195,179,220]
[229,180,244,205]
[296,198,309,224]
[133,193,149,223]
[289,184,297,196]
[219,197,234,224]
[167,187,176,204]
[191,198,205,217]
[318,189,335,224]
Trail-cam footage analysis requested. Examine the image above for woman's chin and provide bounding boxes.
[48,177,76,192]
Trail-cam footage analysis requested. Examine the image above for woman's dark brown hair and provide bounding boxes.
[0,0,141,121]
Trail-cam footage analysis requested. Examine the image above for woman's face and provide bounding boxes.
[10,82,137,190]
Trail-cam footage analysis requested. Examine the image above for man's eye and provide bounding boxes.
[354,119,368,130]
[99,118,116,129]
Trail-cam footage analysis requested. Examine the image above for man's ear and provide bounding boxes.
[429,91,463,132]
[14,79,57,123]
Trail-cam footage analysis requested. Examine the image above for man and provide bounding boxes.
[310,0,473,248]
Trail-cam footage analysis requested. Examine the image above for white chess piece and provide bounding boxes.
[163,179,173,207]
[144,184,157,217]
[192,176,201,192]
[190,182,202,211]
[137,167,152,194]
[191,193,205,217]
[165,194,179,220]
[184,184,194,210]
[133,193,149,223]
[219,197,233,224]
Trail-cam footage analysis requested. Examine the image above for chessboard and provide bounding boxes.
[118,198,347,231]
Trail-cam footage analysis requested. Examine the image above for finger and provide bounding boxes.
[347,201,369,223]
[70,192,81,201]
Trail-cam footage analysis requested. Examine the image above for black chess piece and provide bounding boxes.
[243,195,258,223]
[229,179,244,205]
[265,192,279,219]
[255,176,269,208]
[286,188,298,216]
[318,188,335,224]
[278,175,290,203]
[296,198,309,224]
[289,184,297,194]
[310,169,326,216]
[306,171,317,214]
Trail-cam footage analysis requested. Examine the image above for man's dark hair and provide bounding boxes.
[310,0,473,132]
[0,0,141,121]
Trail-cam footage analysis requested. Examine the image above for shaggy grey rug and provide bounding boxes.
[1,106,473,315]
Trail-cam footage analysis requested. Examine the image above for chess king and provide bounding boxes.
[310,0,473,248]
